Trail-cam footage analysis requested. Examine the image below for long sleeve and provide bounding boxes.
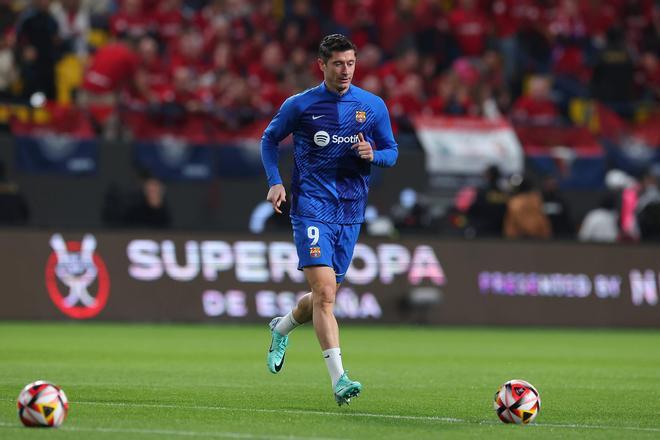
[370,97,398,168]
[261,96,300,187]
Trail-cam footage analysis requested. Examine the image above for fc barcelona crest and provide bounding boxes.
[310,246,321,258]
[355,111,366,123]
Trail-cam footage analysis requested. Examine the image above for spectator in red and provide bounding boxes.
[548,0,588,41]
[413,1,453,71]
[635,51,659,103]
[198,41,236,89]
[156,66,209,128]
[169,28,212,79]
[247,41,284,89]
[515,1,552,86]
[551,39,591,112]
[80,34,141,128]
[491,0,530,86]
[621,0,654,51]
[511,75,560,125]
[215,75,267,130]
[640,3,659,54]
[359,73,383,97]
[109,0,152,40]
[387,73,426,132]
[250,0,278,40]
[284,0,321,51]
[378,45,419,96]
[153,0,186,49]
[352,43,381,84]
[582,0,620,48]
[126,36,169,107]
[432,71,478,116]
[448,0,489,57]
[282,46,316,94]
[81,36,139,95]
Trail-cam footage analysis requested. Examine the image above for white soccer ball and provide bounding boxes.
[493,379,541,424]
[17,380,69,427]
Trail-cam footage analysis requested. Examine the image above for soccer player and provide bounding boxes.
[261,34,398,405]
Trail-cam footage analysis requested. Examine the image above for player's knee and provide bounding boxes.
[312,285,336,309]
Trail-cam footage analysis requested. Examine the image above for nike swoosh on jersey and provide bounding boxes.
[312,115,325,120]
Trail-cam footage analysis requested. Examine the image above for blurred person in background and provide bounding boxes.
[504,175,552,239]
[0,160,29,225]
[122,171,171,229]
[0,0,17,34]
[635,166,660,242]
[261,34,398,406]
[448,0,488,58]
[391,188,430,231]
[109,0,152,41]
[15,0,60,100]
[578,192,619,243]
[467,165,509,238]
[0,29,17,99]
[50,0,89,57]
[591,27,635,118]
[541,175,575,239]
[511,75,560,125]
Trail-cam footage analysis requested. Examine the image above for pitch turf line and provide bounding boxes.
[0,421,342,440]
[48,400,660,433]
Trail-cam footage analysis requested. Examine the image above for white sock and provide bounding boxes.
[322,347,344,387]
[274,311,301,336]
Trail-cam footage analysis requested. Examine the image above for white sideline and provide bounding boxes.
[3,399,660,434]
[0,421,339,440]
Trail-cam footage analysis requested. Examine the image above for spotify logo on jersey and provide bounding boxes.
[313,131,330,147]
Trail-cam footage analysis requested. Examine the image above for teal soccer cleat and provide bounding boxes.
[266,317,288,374]
[334,372,362,406]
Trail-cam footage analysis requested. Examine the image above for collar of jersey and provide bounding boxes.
[320,81,353,100]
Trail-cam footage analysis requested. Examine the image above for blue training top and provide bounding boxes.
[261,82,398,224]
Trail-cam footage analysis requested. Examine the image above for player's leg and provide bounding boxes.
[305,265,340,350]
[267,218,332,374]
[305,265,360,405]
[273,292,312,337]
[326,223,363,405]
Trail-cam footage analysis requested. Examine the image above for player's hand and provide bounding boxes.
[352,132,373,162]
[266,184,286,214]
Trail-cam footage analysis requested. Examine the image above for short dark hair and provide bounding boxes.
[318,34,357,63]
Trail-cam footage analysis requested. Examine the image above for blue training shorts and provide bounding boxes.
[291,216,361,283]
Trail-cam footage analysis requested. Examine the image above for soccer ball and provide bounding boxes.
[17,381,69,427]
[493,379,541,424]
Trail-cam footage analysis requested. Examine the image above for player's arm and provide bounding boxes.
[261,97,300,213]
[370,97,398,167]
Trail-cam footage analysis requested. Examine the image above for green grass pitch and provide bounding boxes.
[0,322,658,439]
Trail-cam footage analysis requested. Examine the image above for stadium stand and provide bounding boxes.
[0,0,658,241]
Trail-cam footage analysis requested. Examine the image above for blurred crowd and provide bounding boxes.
[0,0,658,136]
[382,164,660,243]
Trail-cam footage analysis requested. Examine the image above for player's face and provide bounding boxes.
[319,50,356,94]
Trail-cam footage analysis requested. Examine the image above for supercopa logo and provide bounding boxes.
[45,234,110,319]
